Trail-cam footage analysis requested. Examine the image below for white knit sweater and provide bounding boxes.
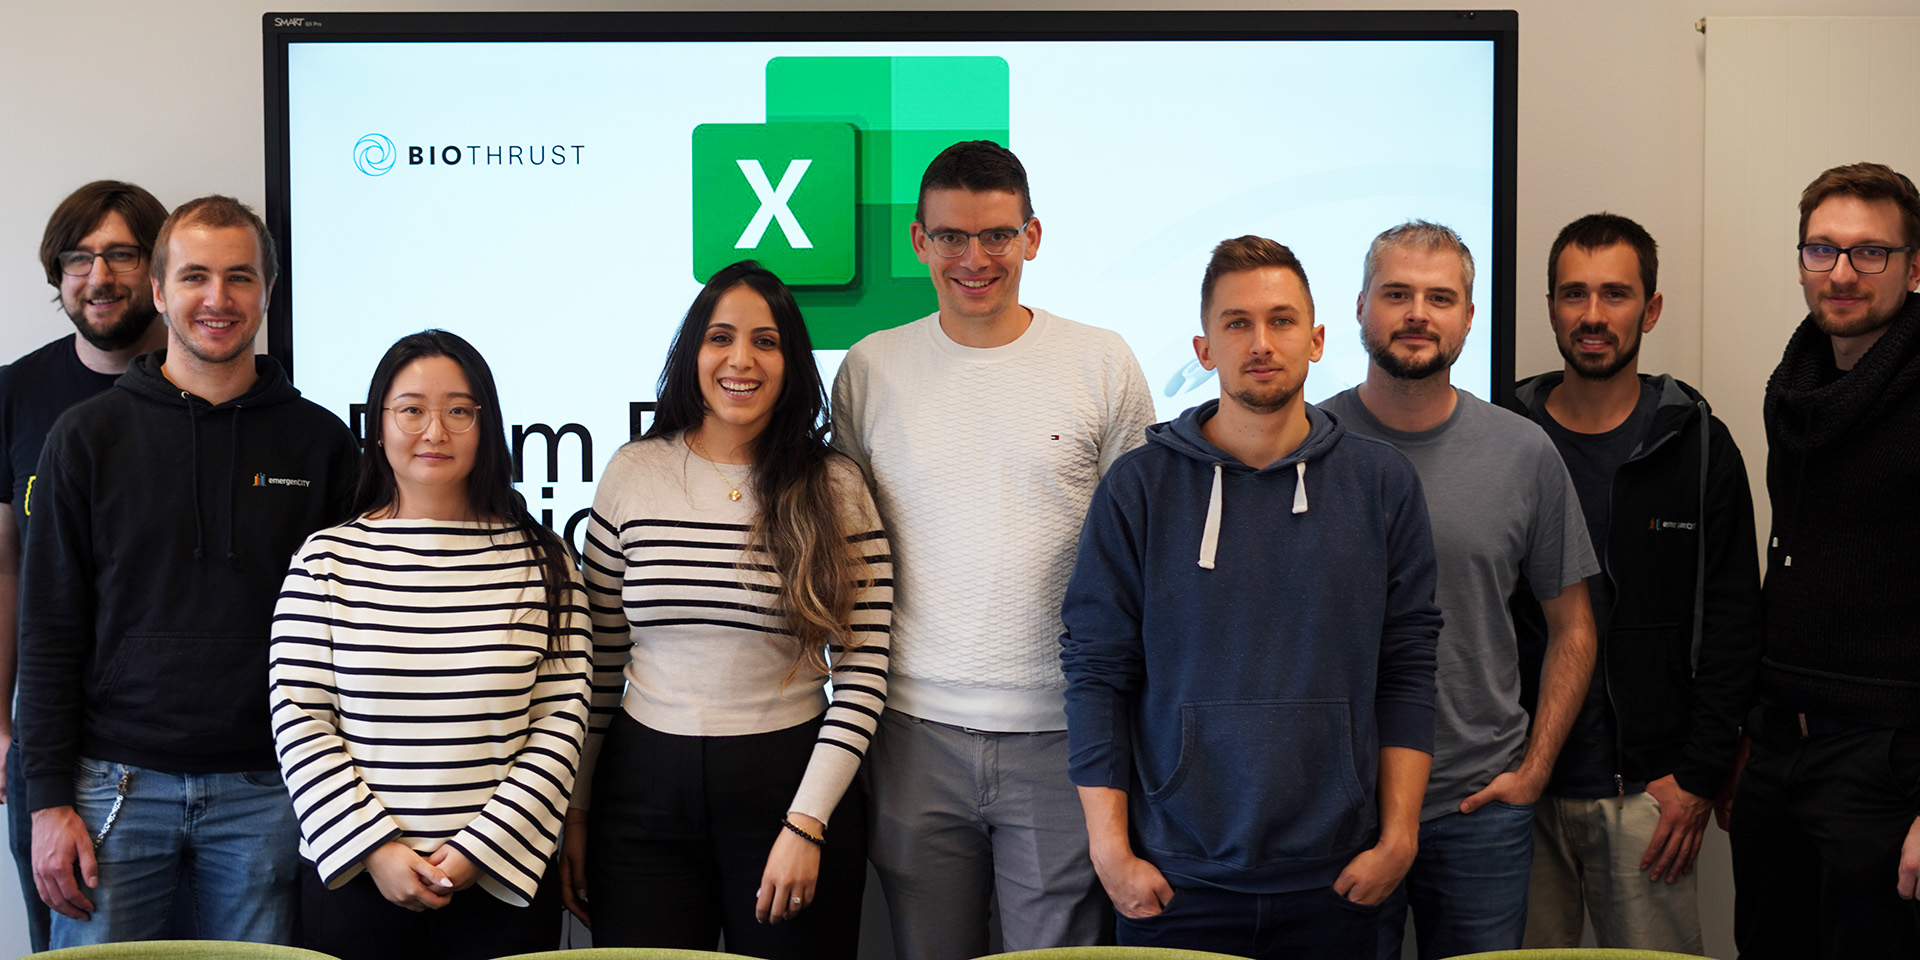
[831,309,1154,731]
[269,518,593,907]
[577,435,892,825]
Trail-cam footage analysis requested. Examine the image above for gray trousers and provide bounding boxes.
[866,710,1109,960]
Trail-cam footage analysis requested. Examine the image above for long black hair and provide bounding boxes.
[351,329,575,649]
[646,260,861,680]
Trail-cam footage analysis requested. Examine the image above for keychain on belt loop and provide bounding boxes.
[92,768,132,848]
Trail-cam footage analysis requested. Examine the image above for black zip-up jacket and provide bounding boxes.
[1509,373,1762,798]
[17,350,358,810]
[1762,293,1920,730]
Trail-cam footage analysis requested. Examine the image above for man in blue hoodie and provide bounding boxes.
[1061,235,1442,959]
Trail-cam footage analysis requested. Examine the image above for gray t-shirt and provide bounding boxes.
[1320,388,1598,821]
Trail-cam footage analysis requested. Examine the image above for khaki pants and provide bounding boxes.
[1523,791,1703,953]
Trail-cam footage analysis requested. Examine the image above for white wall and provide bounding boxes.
[4,2,1916,958]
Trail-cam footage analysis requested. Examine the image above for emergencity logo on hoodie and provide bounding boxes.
[1648,516,1697,532]
[254,473,312,488]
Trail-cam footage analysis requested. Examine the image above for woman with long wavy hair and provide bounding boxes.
[269,330,592,959]
[562,260,892,958]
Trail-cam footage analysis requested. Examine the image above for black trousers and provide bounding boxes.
[1731,707,1920,960]
[585,712,867,959]
[300,860,562,960]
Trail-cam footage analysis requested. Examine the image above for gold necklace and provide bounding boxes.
[689,433,745,501]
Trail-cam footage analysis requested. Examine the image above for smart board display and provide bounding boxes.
[266,11,1517,548]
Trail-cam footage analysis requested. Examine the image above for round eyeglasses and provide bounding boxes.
[384,404,481,435]
[1798,243,1915,275]
[923,219,1032,258]
[57,247,145,276]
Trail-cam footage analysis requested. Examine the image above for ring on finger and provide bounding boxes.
[789,895,803,906]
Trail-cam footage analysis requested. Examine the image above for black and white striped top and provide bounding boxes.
[269,518,592,906]
[577,435,892,823]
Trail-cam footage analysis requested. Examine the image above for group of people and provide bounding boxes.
[0,140,1913,960]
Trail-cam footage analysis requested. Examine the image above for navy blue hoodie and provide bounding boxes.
[17,350,358,809]
[1061,400,1441,893]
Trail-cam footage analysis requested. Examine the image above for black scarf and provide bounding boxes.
[1764,292,1920,455]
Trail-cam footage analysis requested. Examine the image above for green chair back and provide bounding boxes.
[26,942,340,960]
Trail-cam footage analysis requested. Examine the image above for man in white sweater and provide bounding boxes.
[832,140,1154,960]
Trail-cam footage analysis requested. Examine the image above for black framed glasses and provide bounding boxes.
[383,404,482,434]
[923,219,1032,258]
[1798,243,1914,275]
[57,247,146,276]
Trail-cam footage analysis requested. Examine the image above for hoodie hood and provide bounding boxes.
[1147,399,1345,568]
[1513,371,1708,459]
[118,349,303,409]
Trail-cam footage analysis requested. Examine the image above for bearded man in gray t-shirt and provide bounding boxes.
[1318,220,1598,960]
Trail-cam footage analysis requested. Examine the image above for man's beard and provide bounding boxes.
[1811,294,1901,342]
[1558,319,1644,381]
[1365,329,1456,381]
[68,288,159,352]
[1227,381,1301,415]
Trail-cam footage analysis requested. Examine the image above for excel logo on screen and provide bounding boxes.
[692,56,1010,348]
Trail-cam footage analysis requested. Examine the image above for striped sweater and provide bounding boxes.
[269,518,593,906]
[577,435,892,824]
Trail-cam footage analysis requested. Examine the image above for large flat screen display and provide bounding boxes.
[265,10,1518,548]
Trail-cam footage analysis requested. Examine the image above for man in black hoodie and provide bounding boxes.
[16,196,357,947]
[1509,213,1761,952]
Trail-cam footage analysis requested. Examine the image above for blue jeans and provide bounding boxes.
[50,757,300,948]
[1376,801,1533,960]
[7,740,52,952]
[1119,881,1379,960]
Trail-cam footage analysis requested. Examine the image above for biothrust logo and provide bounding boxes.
[354,134,396,176]
[352,134,585,176]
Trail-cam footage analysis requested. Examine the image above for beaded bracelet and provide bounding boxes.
[781,816,825,847]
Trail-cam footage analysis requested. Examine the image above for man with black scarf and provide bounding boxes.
[1733,161,1920,959]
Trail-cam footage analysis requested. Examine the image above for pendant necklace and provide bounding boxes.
[690,433,745,501]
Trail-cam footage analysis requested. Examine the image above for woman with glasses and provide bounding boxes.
[562,260,892,959]
[268,329,592,960]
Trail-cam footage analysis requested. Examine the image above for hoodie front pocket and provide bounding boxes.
[95,633,270,746]
[1142,698,1369,868]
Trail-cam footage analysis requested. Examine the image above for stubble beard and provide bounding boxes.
[1226,382,1301,416]
[1559,320,1643,382]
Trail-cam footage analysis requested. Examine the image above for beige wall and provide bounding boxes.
[3,2,1915,958]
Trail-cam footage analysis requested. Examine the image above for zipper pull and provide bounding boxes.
[1615,774,1625,797]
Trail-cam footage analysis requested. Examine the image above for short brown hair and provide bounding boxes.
[39,181,167,286]
[1798,162,1920,247]
[151,195,280,289]
[1200,235,1312,326]
[1548,213,1658,299]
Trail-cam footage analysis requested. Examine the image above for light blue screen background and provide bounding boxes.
[287,38,1494,542]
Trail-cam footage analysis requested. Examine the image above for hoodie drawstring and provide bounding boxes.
[225,407,243,567]
[1197,460,1311,570]
[1198,463,1223,569]
[184,392,206,562]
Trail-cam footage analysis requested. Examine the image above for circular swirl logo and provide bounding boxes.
[354,133,396,176]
